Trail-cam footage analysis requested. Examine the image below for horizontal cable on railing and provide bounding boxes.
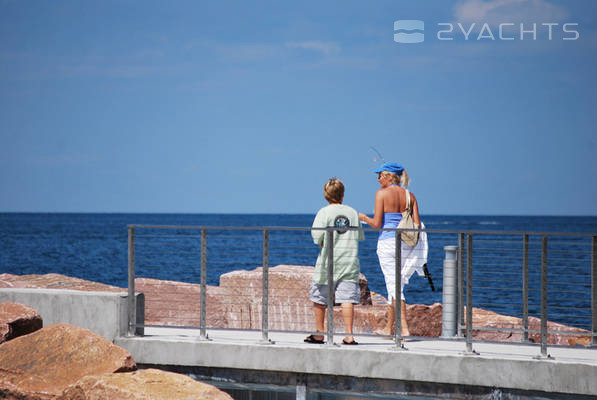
[547,305,592,311]
[472,286,523,292]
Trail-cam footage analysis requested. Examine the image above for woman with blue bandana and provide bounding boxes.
[359,162,427,337]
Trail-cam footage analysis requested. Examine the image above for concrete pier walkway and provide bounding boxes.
[116,328,597,399]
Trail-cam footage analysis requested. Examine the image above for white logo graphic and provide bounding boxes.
[394,20,425,43]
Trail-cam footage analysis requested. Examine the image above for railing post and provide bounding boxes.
[592,235,597,347]
[536,235,552,359]
[261,229,271,344]
[127,226,136,336]
[464,233,477,355]
[458,233,465,337]
[326,228,335,346]
[442,246,458,337]
[200,228,208,340]
[522,234,529,343]
[395,231,404,348]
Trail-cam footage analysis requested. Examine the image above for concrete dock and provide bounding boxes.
[116,327,597,399]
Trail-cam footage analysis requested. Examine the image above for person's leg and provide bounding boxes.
[341,303,355,343]
[381,268,410,337]
[375,299,395,336]
[313,302,326,341]
[376,239,396,336]
[400,299,410,337]
[308,283,328,342]
[378,298,409,337]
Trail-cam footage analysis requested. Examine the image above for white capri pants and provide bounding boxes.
[376,226,428,303]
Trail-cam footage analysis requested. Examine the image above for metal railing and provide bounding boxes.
[126,224,596,356]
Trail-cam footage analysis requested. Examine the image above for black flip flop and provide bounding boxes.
[342,339,358,345]
[304,334,325,344]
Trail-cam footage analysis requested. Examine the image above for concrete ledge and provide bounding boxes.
[0,288,144,341]
[115,330,597,397]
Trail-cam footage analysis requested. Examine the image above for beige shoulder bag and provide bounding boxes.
[397,189,420,247]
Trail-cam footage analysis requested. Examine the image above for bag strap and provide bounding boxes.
[403,189,411,213]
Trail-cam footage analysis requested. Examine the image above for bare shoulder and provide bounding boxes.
[376,188,392,200]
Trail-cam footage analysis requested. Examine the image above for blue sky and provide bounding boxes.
[1,0,595,215]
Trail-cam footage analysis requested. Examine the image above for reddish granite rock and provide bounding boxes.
[568,336,591,346]
[0,273,123,292]
[58,368,233,400]
[137,265,376,332]
[219,264,373,331]
[406,303,443,337]
[220,265,372,304]
[0,302,43,343]
[459,306,591,344]
[0,323,136,399]
[135,266,591,342]
[4,271,590,345]
[136,278,229,328]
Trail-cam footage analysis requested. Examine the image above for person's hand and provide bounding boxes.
[358,213,367,223]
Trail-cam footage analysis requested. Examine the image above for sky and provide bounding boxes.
[1,0,596,216]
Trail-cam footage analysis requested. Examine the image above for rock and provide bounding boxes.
[0,323,136,399]
[219,265,372,304]
[137,265,376,332]
[406,303,443,337]
[136,278,229,328]
[568,336,591,347]
[0,273,123,292]
[135,266,592,342]
[459,307,591,345]
[5,271,591,346]
[218,265,316,331]
[0,302,43,343]
[58,368,233,400]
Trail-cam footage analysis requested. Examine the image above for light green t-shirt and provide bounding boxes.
[311,203,365,285]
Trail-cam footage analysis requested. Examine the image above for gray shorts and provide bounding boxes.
[309,280,360,305]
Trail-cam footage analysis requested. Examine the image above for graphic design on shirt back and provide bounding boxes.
[334,215,350,234]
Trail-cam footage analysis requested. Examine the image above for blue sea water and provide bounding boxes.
[1,213,596,330]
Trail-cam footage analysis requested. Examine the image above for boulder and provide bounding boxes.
[468,307,591,345]
[137,265,376,332]
[0,273,123,292]
[0,323,136,399]
[58,368,233,400]
[406,303,443,337]
[0,302,43,343]
[135,266,592,342]
[136,278,229,328]
[4,271,590,345]
[219,265,372,305]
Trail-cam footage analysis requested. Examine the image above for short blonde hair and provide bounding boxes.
[323,178,344,204]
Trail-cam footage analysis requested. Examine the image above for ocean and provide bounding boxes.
[1,213,596,331]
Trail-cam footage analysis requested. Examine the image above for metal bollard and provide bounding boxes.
[127,226,136,337]
[442,245,458,337]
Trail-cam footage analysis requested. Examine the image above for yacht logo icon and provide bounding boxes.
[394,20,425,43]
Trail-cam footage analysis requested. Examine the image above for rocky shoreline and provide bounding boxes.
[0,267,592,398]
[1,266,591,345]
